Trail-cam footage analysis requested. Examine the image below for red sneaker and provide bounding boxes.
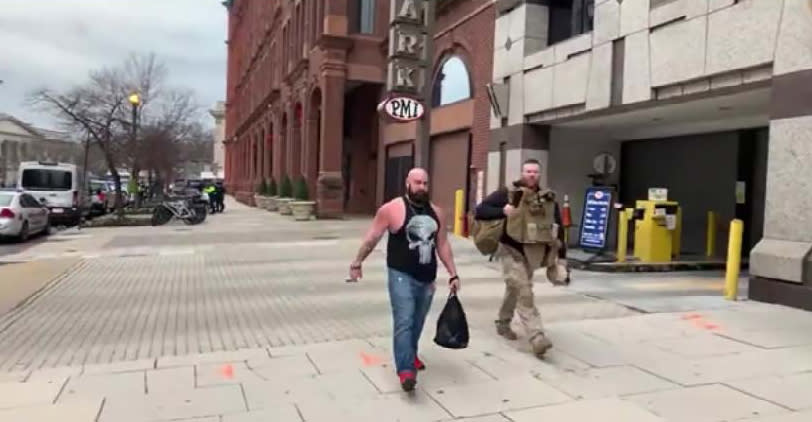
[414,357,426,371]
[398,370,416,391]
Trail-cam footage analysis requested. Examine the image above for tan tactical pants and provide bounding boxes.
[496,244,544,338]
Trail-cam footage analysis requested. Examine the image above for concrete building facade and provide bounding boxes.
[0,113,82,186]
[488,0,812,310]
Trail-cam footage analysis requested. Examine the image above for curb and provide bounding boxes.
[570,259,750,273]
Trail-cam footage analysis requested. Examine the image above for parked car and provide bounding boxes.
[87,179,107,216]
[18,161,84,226]
[0,190,50,241]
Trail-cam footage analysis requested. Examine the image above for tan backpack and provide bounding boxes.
[468,213,504,256]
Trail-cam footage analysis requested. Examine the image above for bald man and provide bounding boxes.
[349,168,460,392]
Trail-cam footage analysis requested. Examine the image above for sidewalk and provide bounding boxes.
[1,197,811,421]
[2,301,812,421]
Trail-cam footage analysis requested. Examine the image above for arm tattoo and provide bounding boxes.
[355,233,383,263]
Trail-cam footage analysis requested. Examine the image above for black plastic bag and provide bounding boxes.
[433,293,469,349]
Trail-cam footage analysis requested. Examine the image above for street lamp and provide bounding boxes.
[79,132,91,229]
[128,92,141,205]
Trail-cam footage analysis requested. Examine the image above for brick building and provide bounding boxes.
[223,0,494,220]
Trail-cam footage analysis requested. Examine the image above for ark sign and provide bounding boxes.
[387,0,430,94]
[381,96,425,122]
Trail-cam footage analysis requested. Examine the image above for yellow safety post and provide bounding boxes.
[706,211,717,257]
[453,189,464,237]
[724,219,744,300]
[616,210,628,262]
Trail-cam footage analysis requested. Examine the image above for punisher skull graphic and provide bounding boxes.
[406,215,438,264]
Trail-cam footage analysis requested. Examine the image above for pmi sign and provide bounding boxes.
[379,96,426,122]
[387,0,430,96]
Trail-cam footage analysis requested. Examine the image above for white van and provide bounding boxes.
[17,161,83,226]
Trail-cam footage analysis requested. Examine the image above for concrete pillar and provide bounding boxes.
[305,99,321,198]
[749,0,812,310]
[488,1,553,198]
[317,70,346,218]
[264,125,271,180]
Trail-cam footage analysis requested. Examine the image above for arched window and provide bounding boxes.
[432,55,472,107]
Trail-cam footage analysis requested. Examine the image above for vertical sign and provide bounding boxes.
[387,0,430,95]
[578,187,614,251]
[386,0,434,167]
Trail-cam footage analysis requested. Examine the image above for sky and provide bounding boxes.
[0,0,227,130]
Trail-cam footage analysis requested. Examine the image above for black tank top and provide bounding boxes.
[386,197,440,283]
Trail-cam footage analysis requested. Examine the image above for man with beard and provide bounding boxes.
[348,168,460,392]
[475,158,567,358]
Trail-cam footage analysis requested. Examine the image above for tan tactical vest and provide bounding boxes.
[505,187,557,245]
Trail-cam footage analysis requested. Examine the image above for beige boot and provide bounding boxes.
[530,332,553,357]
[494,320,518,340]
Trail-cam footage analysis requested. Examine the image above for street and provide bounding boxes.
[0,198,811,421]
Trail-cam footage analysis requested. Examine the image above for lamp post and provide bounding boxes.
[76,132,91,229]
[128,92,141,206]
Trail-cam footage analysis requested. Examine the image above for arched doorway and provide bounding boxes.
[266,121,274,181]
[253,136,259,184]
[280,113,288,182]
[292,103,304,180]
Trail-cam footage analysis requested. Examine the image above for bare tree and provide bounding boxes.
[28,66,131,213]
[30,52,207,210]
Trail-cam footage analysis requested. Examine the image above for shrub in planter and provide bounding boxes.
[268,178,278,196]
[279,175,292,197]
[290,177,316,221]
[277,175,294,215]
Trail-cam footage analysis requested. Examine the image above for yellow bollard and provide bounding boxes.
[453,189,464,237]
[724,219,744,300]
[616,210,628,262]
[706,211,717,257]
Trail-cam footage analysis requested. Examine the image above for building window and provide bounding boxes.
[431,56,472,107]
[359,0,375,34]
[548,0,594,46]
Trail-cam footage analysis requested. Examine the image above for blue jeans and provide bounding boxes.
[387,268,435,374]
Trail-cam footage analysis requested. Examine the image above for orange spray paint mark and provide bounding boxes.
[220,364,234,379]
[681,313,702,320]
[359,351,384,367]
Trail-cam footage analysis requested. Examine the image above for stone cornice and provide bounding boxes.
[316,33,353,51]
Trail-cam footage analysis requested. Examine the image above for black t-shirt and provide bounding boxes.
[386,197,440,283]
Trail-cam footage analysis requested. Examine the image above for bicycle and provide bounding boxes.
[151,193,208,226]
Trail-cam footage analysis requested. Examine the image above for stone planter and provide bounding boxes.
[277,198,294,215]
[253,195,262,209]
[253,194,264,208]
[265,196,279,211]
[290,201,316,221]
